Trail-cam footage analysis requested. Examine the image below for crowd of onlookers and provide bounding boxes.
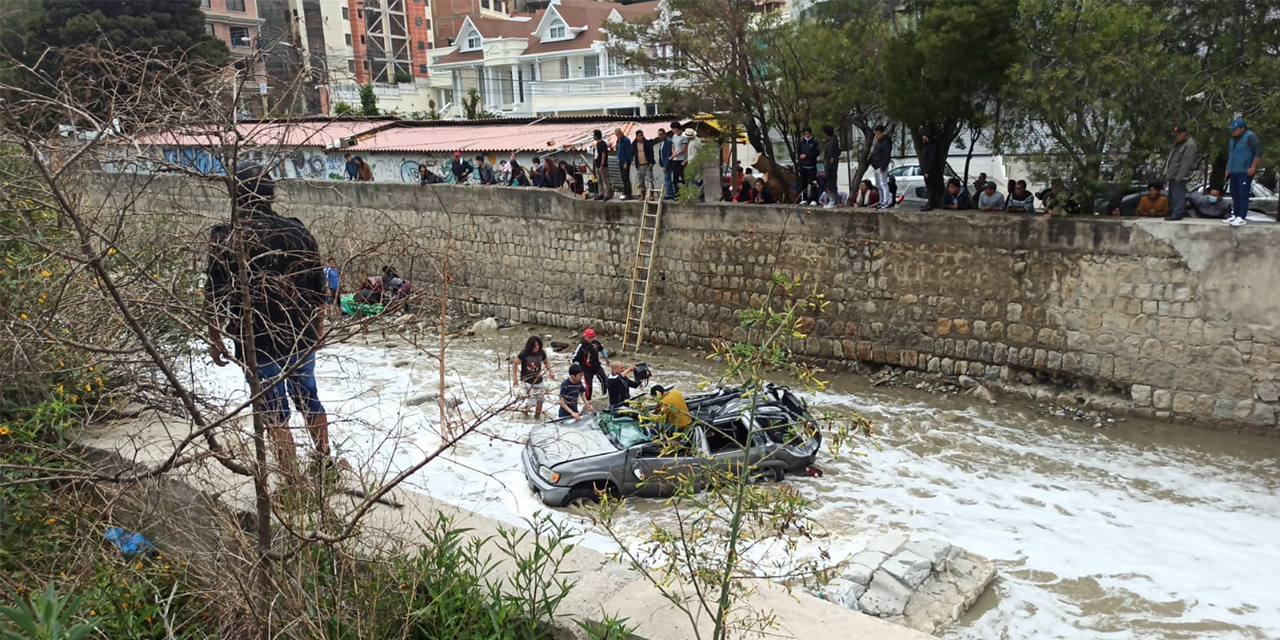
[337,116,1265,224]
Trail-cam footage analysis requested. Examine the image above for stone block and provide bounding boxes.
[859,571,913,617]
[1006,302,1023,322]
[1255,381,1280,403]
[1152,389,1172,410]
[954,319,970,335]
[1130,384,1152,407]
[927,357,940,373]
[937,317,953,335]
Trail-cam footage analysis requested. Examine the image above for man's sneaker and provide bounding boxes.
[1230,216,1247,227]
[1223,216,1236,224]
[823,202,835,209]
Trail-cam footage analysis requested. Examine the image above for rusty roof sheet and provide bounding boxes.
[133,119,395,149]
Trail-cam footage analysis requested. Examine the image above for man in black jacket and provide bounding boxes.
[450,152,473,184]
[871,125,892,209]
[919,131,942,211]
[797,126,820,204]
[205,165,330,477]
[822,125,840,207]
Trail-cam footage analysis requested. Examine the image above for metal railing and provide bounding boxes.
[527,73,669,97]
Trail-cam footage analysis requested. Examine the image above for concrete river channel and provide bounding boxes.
[192,326,1280,639]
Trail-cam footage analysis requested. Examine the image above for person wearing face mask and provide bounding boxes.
[1191,186,1231,219]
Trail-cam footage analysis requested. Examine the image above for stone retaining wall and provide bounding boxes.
[83,174,1280,432]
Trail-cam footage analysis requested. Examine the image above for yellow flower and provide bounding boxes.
[57,384,63,394]
[4,257,11,264]
[0,426,9,436]
[88,366,94,372]
[145,617,152,623]
[45,517,56,525]
[40,269,51,277]
[120,602,128,609]
[107,247,116,255]
[135,562,143,569]
[60,572,66,578]
[89,610,96,616]
[84,384,92,392]
[19,313,27,320]
[71,395,78,402]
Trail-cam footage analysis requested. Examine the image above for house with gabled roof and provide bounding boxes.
[426,0,669,117]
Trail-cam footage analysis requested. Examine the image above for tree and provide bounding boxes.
[884,0,1019,202]
[604,0,784,159]
[359,83,379,116]
[766,7,890,186]
[1005,0,1194,212]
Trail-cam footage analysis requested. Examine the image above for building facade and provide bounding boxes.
[427,0,666,117]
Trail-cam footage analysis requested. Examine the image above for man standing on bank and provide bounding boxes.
[206,165,330,478]
[1163,125,1198,221]
[615,127,634,201]
[822,125,841,208]
[1225,118,1263,227]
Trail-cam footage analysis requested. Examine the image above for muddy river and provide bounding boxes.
[193,327,1280,639]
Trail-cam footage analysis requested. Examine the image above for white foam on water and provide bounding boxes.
[185,338,1280,640]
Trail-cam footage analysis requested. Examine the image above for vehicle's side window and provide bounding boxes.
[888,166,907,177]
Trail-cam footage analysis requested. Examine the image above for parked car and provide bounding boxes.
[1105,181,1277,219]
[887,162,960,204]
[522,384,822,507]
[1189,181,1278,217]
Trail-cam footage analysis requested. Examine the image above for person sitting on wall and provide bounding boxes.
[852,180,880,208]
[418,164,443,185]
[751,178,776,204]
[1136,182,1171,217]
[1191,186,1232,219]
[941,177,973,210]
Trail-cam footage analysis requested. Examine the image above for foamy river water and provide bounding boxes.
[190,328,1280,639]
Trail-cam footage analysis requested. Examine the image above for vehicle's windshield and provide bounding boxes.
[598,413,652,448]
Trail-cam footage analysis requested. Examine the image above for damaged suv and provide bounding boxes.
[522,384,822,507]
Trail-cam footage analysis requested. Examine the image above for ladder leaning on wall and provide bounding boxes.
[621,188,666,353]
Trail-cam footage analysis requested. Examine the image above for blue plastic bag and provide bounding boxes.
[104,526,153,557]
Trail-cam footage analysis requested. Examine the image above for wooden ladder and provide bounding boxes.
[622,189,665,352]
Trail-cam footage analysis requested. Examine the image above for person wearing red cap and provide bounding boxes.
[571,328,608,402]
[450,151,473,184]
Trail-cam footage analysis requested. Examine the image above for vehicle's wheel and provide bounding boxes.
[563,483,609,509]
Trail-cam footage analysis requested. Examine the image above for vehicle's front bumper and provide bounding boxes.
[522,446,571,507]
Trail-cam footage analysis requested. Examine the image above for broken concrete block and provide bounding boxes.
[863,533,907,556]
[904,539,953,568]
[859,571,913,617]
[881,550,933,588]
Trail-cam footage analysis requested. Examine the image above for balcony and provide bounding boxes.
[527,72,671,97]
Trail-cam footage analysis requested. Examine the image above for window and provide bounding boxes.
[200,0,210,7]
[417,40,425,50]
[360,34,366,43]
[229,26,250,47]
[348,59,356,72]
[357,9,362,18]
[466,33,480,50]
[415,17,422,26]
[419,64,428,73]
[607,55,619,76]
[204,23,215,36]
[226,0,245,11]
[583,54,599,78]
[345,33,352,45]
[549,20,565,40]
[481,0,490,8]
[342,6,349,19]
[559,57,569,79]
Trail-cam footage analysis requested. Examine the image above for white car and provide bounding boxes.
[887,162,961,204]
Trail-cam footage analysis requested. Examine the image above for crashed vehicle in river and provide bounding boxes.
[522,383,822,507]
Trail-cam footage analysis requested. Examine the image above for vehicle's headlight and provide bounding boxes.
[538,465,560,484]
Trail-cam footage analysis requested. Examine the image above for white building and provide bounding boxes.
[426,0,668,117]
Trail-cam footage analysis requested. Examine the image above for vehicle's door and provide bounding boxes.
[627,428,706,497]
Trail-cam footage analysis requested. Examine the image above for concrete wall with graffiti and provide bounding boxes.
[100,147,595,185]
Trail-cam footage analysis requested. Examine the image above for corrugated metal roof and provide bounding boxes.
[346,119,647,153]
[133,119,396,149]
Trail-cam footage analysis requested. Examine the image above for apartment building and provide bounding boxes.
[312,0,439,113]
[427,0,665,117]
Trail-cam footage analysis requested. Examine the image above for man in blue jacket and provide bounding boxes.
[1226,118,1263,227]
[658,128,674,200]
[615,127,634,201]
